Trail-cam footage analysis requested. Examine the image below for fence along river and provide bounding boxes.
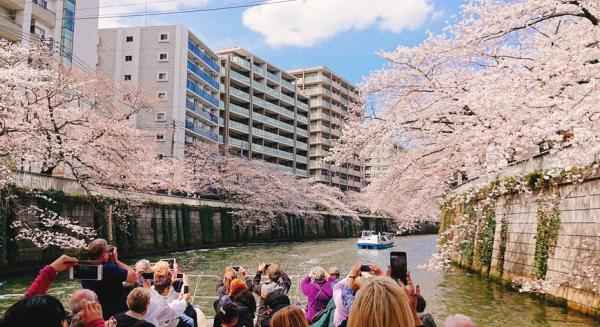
[0,235,598,326]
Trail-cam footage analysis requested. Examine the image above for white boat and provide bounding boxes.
[356,231,394,249]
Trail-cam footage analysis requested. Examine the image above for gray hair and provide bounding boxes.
[69,289,98,314]
[135,259,152,273]
[444,314,476,327]
[309,266,327,282]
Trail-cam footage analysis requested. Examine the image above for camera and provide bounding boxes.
[141,272,154,280]
[359,265,371,272]
[69,264,103,281]
[232,266,240,271]
[161,258,176,270]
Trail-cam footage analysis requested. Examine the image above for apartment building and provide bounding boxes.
[98,25,220,159]
[0,0,99,68]
[365,143,402,184]
[218,48,310,177]
[289,67,364,192]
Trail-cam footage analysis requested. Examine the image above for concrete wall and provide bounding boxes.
[445,168,600,317]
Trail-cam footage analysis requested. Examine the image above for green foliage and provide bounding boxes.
[479,207,496,270]
[533,206,561,279]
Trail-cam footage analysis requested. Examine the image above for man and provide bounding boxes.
[115,287,154,327]
[69,289,100,327]
[443,315,476,327]
[252,263,291,327]
[81,239,137,319]
[145,261,193,327]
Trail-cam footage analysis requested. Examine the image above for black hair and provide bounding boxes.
[265,291,290,312]
[2,295,67,327]
[416,295,426,313]
[216,302,239,325]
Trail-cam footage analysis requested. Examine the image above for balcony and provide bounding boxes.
[253,65,265,76]
[32,0,55,28]
[230,70,250,85]
[296,128,308,138]
[185,121,219,142]
[229,103,250,118]
[188,41,220,73]
[281,79,295,91]
[311,99,332,109]
[230,87,250,102]
[310,149,330,158]
[297,115,308,125]
[186,100,218,125]
[280,93,295,106]
[229,120,250,134]
[187,80,219,107]
[297,101,309,112]
[267,71,280,82]
[313,137,332,146]
[253,111,295,133]
[296,169,309,177]
[231,56,251,70]
[254,82,267,93]
[253,128,295,147]
[296,155,308,164]
[254,144,294,161]
[0,14,21,42]
[187,61,219,90]
[265,87,280,99]
[296,141,308,151]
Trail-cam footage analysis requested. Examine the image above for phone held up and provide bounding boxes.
[69,264,103,281]
[161,258,176,270]
[390,251,408,285]
[142,272,155,280]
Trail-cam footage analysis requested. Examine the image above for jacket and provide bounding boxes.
[300,276,334,322]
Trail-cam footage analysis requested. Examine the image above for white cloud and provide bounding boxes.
[95,0,209,28]
[242,0,434,47]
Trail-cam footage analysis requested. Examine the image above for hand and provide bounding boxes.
[81,302,103,324]
[142,279,152,289]
[403,273,422,326]
[180,292,192,303]
[105,317,117,327]
[258,263,267,273]
[239,266,248,278]
[49,255,78,273]
[370,264,384,276]
[110,247,119,263]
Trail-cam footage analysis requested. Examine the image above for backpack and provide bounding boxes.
[310,299,336,327]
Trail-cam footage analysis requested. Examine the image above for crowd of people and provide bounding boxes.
[0,238,477,327]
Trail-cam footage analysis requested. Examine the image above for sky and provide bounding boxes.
[92,0,464,85]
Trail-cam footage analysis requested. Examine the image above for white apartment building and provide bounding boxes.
[98,25,221,159]
[0,0,99,69]
[218,48,310,177]
[289,67,364,192]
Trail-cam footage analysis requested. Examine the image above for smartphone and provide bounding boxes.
[69,264,102,281]
[161,258,176,270]
[141,272,154,280]
[390,251,408,285]
[183,285,189,294]
[360,264,371,272]
[232,266,240,271]
[176,273,184,279]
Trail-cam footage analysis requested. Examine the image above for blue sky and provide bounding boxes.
[97,0,464,84]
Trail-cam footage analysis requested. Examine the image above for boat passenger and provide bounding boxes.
[332,264,381,327]
[270,305,309,327]
[300,267,334,322]
[252,263,292,327]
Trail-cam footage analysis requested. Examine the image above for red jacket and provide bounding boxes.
[25,265,106,327]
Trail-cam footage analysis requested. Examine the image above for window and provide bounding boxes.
[125,36,134,42]
[125,55,132,62]
[158,53,168,61]
[157,72,168,81]
[156,134,165,141]
[159,33,169,42]
[157,92,168,100]
[124,74,132,81]
[155,112,166,121]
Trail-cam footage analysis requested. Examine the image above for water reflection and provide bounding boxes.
[0,235,598,326]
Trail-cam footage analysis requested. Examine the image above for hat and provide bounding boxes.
[229,279,248,297]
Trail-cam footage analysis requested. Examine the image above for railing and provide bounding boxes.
[297,115,308,124]
[254,144,294,161]
[230,70,250,85]
[296,169,309,177]
[187,61,219,90]
[229,87,250,102]
[188,41,220,72]
[253,128,295,147]
[281,79,295,90]
[296,141,308,151]
[296,155,308,164]
[253,97,295,120]
[296,128,308,138]
[186,100,218,124]
[187,80,219,107]
[229,120,250,134]
[297,101,309,112]
[253,65,265,76]
[229,137,249,149]
[33,0,49,10]
[254,82,267,93]
[313,137,332,146]
[265,86,280,98]
[311,99,331,109]
[252,111,295,133]
[303,75,330,84]
[280,93,295,105]
[185,121,219,142]
[231,56,251,70]
[229,104,250,118]
[267,71,280,82]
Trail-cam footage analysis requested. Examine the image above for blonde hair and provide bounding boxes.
[271,305,309,327]
[127,287,150,314]
[153,261,171,276]
[309,266,327,282]
[348,277,416,327]
[135,259,152,273]
[267,263,283,281]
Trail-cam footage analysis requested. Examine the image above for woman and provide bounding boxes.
[215,302,240,327]
[270,305,308,327]
[347,277,416,327]
[300,267,333,322]
[332,264,379,327]
[114,287,154,327]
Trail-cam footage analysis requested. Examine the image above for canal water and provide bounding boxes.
[0,235,598,326]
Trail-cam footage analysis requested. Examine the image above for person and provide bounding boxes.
[215,302,240,327]
[253,263,291,327]
[81,239,137,319]
[300,267,334,322]
[416,295,436,327]
[260,292,291,327]
[332,264,378,327]
[347,277,416,327]
[217,266,252,300]
[270,305,309,327]
[135,259,153,286]
[114,287,155,327]
[214,278,256,327]
[145,261,193,327]
[69,289,100,327]
[443,315,476,327]
[327,267,340,282]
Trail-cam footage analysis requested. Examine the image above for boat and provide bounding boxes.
[356,231,394,249]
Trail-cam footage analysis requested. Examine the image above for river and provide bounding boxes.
[0,235,598,326]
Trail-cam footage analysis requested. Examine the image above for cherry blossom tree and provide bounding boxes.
[331,0,600,221]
